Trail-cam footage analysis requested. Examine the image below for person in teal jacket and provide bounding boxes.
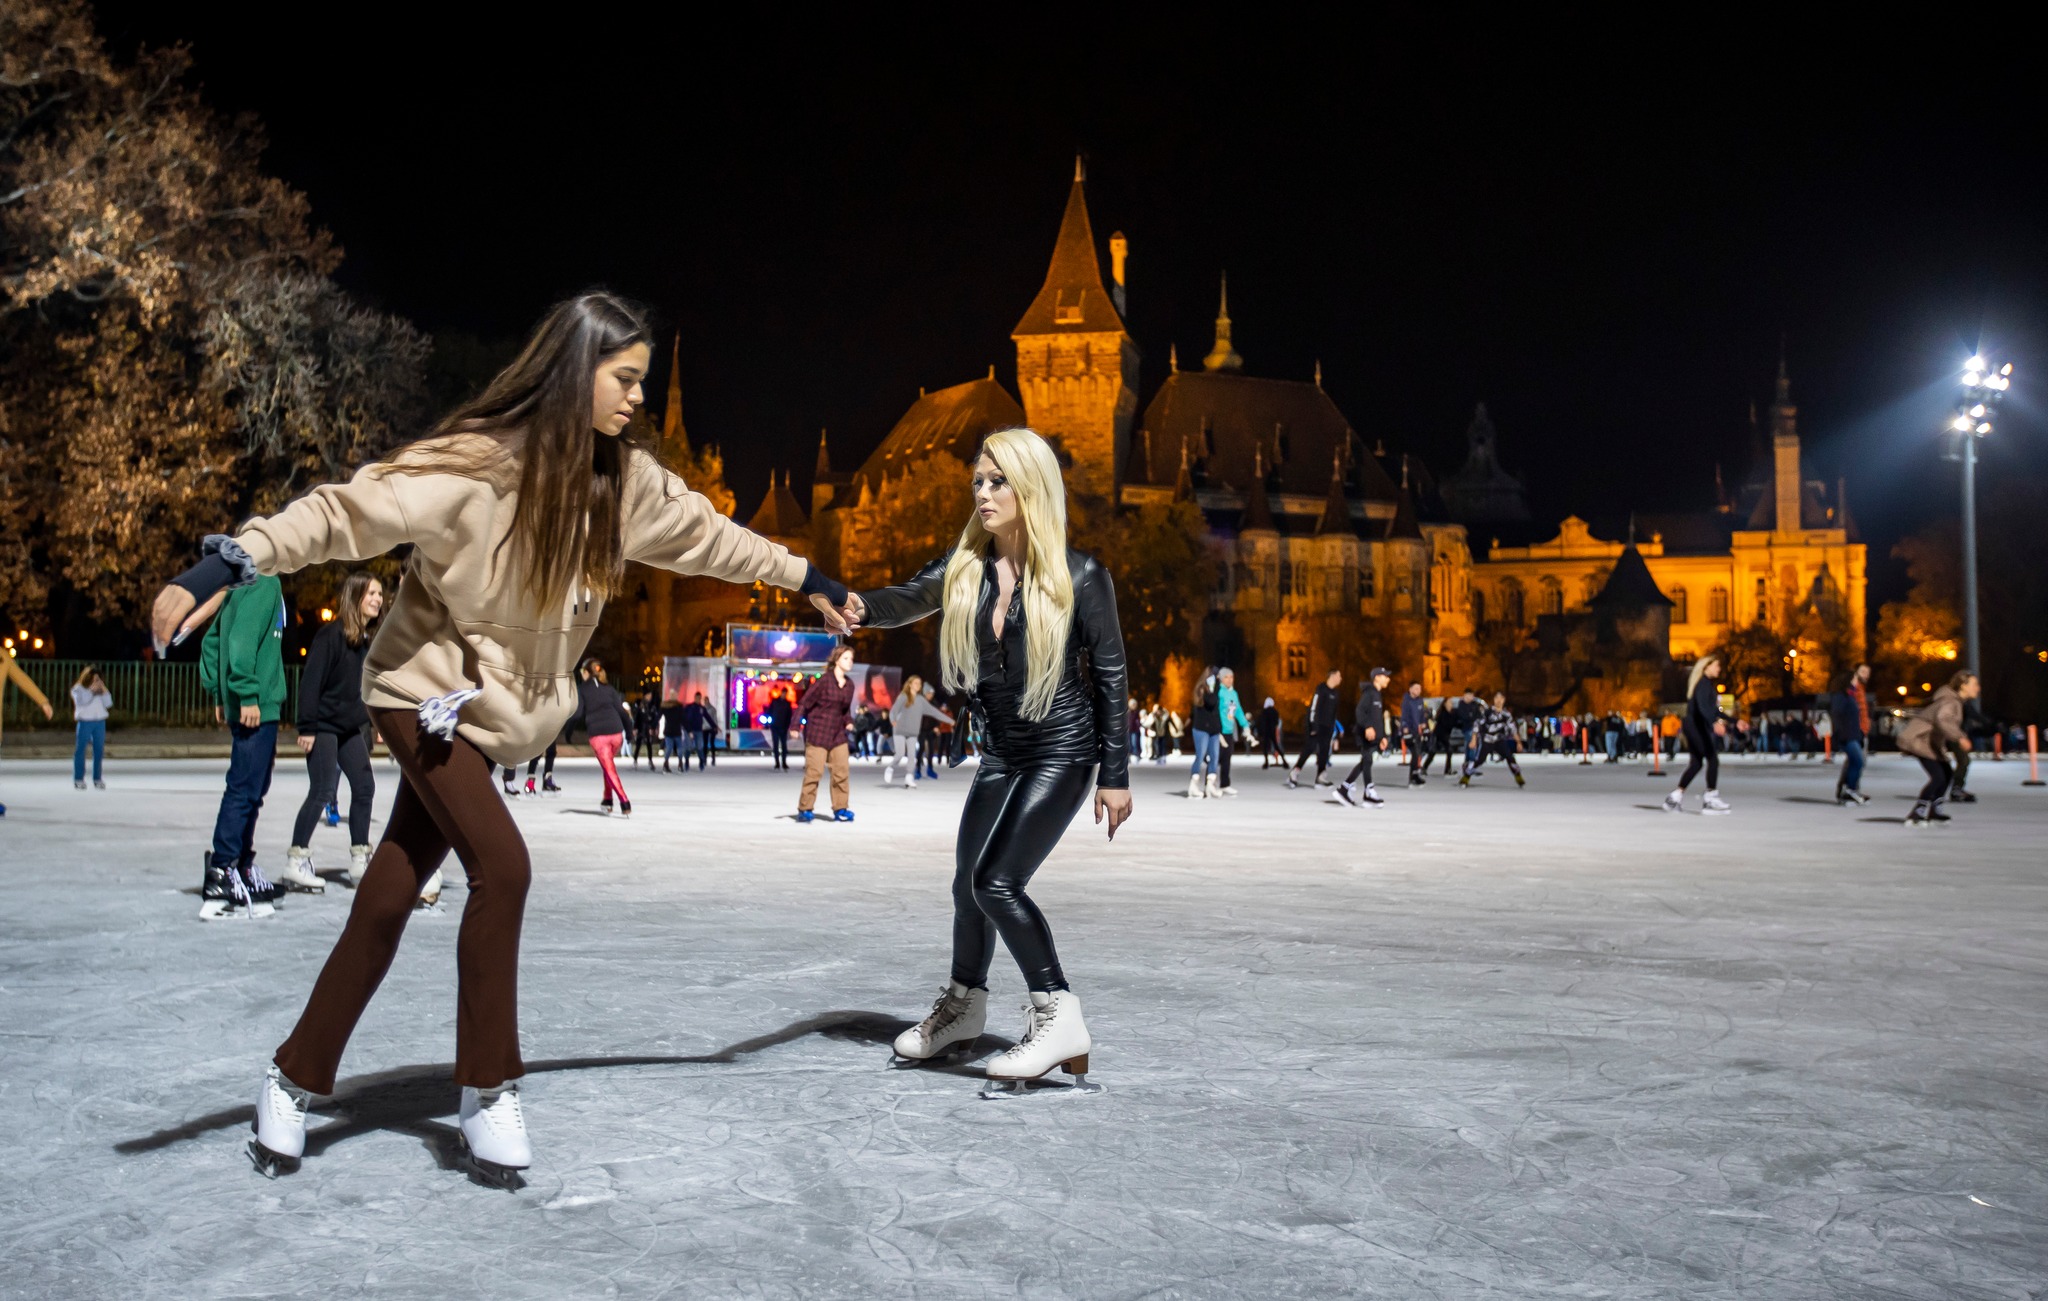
[1216,667,1250,796]
[197,574,289,916]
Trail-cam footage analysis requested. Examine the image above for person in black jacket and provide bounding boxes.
[285,572,383,893]
[836,428,1129,1089]
[1663,656,1730,814]
[765,688,794,770]
[1256,697,1283,767]
[1399,682,1430,786]
[1335,668,1392,806]
[1286,668,1343,789]
[659,693,691,772]
[1187,667,1223,799]
[1829,663,1871,805]
[573,658,635,815]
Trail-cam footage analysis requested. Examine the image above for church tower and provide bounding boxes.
[1011,157,1140,500]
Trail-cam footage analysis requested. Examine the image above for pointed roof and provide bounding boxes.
[747,470,809,538]
[1590,544,1673,609]
[1012,158,1126,337]
[1172,436,1194,503]
[1769,350,1797,441]
[1314,444,1353,535]
[814,428,833,479]
[1241,445,1276,531]
[853,376,1028,488]
[1384,459,1423,541]
[659,335,690,461]
[1131,370,1396,501]
[1202,274,1243,372]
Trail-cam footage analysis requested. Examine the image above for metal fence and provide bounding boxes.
[2,658,302,730]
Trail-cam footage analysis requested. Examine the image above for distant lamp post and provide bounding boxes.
[1949,355,2013,675]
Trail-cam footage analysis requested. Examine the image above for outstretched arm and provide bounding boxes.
[623,459,850,629]
[849,555,950,630]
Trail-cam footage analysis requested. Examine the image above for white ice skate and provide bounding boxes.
[248,1064,313,1177]
[1702,790,1731,816]
[1217,777,1237,797]
[1661,789,1684,813]
[1361,782,1384,806]
[347,844,371,886]
[892,983,988,1060]
[982,990,1099,1098]
[458,1083,531,1187]
[1205,774,1222,799]
[276,847,325,894]
[416,868,444,910]
[1186,774,1205,799]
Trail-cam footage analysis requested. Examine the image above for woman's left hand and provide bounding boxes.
[1094,787,1132,841]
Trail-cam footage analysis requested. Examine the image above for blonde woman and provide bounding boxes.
[839,427,1131,1091]
[1662,655,1730,814]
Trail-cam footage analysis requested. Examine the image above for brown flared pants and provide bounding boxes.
[274,708,530,1094]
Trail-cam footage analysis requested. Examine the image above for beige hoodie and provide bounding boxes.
[235,437,804,767]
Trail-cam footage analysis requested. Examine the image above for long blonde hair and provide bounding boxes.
[1687,655,1721,698]
[939,428,1073,719]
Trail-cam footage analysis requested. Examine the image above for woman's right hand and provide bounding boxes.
[150,585,226,651]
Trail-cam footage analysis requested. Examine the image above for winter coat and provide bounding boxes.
[1827,681,1867,744]
[1354,684,1387,743]
[1399,693,1427,734]
[297,620,371,735]
[199,576,287,723]
[71,683,113,722]
[1684,676,1722,734]
[766,695,793,731]
[1304,683,1339,734]
[573,677,630,738]
[1217,684,1249,735]
[1190,678,1222,734]
[796,672,856,749]
[1897,686,1966,760]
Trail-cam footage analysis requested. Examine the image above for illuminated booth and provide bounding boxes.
[662,623,902,754]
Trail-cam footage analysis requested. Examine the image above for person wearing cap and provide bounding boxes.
[1335,668,1393,806]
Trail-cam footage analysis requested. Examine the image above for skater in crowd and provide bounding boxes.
[70,665,112,791]
[1287,668,1342,788]
[1950,691,1991,803]
[285,572,384,895]
[1830,662,1871,806]
[629,691,659,768]
[1127,698,1142,766]
[918,682,947,779]
[1188,666,1223,798]
[1257,695,1283,768]
[1399,680,1429,787]
[1461,691,1526,787]
[659,693,690,771]
[1215,667,1248,796]
[1897,669,1977,828]
[883,673,952,786]
[502,728,563,797]
[197,561,289,919]
[841,427,1131,1090]
[149,290,850,1183]
[574,657,635,816]
[794,643,857,821]
[695,691,719,767]
[0,653,54,817]
[1662,655,1730,814]
[1335,667,1392,807]
[765,686,794,771]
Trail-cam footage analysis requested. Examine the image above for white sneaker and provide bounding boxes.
[986,990,1092,1081]
[1187,774,1205,799]
[250,1064,313,1171]
[892,983,988,1059]
[1217,781,1238,797]
[1361,783,1384,806]
[881,771,895,786]
[458,1083,532,1170]
[348,844,371,886]
[1661,790,1684,813]
[275,847,325,893]
[417,868,443,909]
[1702,790,1732,815]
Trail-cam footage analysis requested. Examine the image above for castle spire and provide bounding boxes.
[1315,443,1351,536]
[1012,158,1123,334]
[1202,273,1243,372]
[1173,435,1194,502]
[660,333,689,461]
[814,428,832,479]
[1242,444,1275,531]
[1169,342,1178,373]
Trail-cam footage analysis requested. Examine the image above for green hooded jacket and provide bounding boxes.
[199,576,287,722]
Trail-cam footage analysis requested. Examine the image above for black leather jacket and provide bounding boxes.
[855,548,1129,788]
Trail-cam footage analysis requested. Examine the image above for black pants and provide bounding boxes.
[1218,735,1233,788]
[1466,738,1522,777]
[1342,744,1375,786]
[699,730,716,768]
[769,726,790,769]
[502,743,558,785]
[1949,741,1972,791]
[1677,721,1718,790]
[1293,727,1334,777]
[1914,755,1954,809]
[1406,730,1427,777]
[951,762,1094,992]
[293,726,375,846]
[1432,728,1458,774]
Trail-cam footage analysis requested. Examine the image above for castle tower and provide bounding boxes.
[1770,353,1802,538]
[1202,274,1243,372]
[656,334,691,471]
[1011,157,1140,501]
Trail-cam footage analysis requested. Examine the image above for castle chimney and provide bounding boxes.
[1108,231,1128,318]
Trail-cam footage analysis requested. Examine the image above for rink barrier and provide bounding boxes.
[0,658,301,731]
[2027,725,2044,787]
[1647,732,1664,778]
[1579,725,1591,765]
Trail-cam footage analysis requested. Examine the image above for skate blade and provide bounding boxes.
[979,1075,1104,1100]
[457,1137,527,1191]
[246,1138,300,1179]
[284,881,326,894]
[889,1040,979,1068]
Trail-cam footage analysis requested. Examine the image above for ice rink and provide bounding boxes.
[2,746,2044,1299]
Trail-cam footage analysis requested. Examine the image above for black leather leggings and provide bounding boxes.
[951,762,1095,993]
[1677,721,1718,790]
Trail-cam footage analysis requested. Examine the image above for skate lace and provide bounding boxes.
[922,989,969,1036]
[245,864,274,893]
[269,1072,311,1124]
[1001,1000,1057,1057]
[479,1086,524,1136]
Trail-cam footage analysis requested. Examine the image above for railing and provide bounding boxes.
[2,658,302,730]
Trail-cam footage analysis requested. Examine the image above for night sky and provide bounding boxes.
[87,10,2048,603]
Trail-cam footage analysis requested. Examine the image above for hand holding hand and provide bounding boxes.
[808,592,851,634]
[1094,787,1133,841]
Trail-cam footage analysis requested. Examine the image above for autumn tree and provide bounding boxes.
[1,0,428,641]
[1074,498,1217,701]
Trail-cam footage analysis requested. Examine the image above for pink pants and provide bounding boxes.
[590,733,628,805]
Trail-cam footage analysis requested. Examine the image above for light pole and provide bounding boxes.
[1950,355,2012,675]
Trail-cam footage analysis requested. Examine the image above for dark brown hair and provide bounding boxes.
[384,291,652,613]
[1948,669,1978,692]
[337,571,382,648]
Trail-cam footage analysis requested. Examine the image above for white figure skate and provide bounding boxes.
[1205,774,1222,798]
[347,844,371,886]
[892,983,988,1061]
[1702,790,1732,816]
[276,847,325,894]
[1186,774,1205,799]
[982,990,1100,1098]
[1661,789,1684,813]
[416,868,444,910]
[248,1064,313,1178]
[458,1083,531,1189]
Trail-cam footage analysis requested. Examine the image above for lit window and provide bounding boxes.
[1668,587,1689,624]
[1284,644,1308,679]
[1709,586,1730,623]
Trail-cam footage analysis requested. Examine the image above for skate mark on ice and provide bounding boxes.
[111,1010,941,1156]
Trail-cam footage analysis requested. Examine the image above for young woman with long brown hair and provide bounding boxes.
[151,291,852,1183]
[280,571,385,894]
[837,427,1132,1093]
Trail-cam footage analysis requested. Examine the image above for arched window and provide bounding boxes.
[1471,588,1487,625]
[1668,587,1689,624]
[1709,586,1730,623]
[1503,582,1526,627]
[1539,577,1564,617]
[1753,576,1770,623]
[1284,644,1308,679]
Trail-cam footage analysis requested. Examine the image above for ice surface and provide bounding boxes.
[1,749,2044,1298]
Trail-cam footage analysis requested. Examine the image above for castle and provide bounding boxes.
[608,161,1866,712]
